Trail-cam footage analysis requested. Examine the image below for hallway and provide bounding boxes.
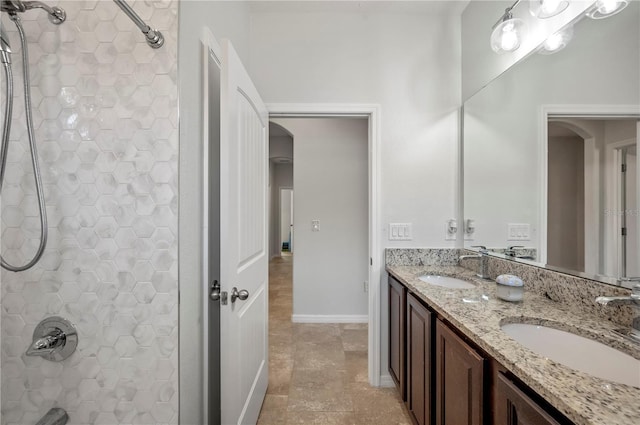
[258,256,411,424]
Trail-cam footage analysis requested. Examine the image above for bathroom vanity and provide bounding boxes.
[386,263,640,425]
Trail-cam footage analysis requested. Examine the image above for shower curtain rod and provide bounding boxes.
[113,0,164,49]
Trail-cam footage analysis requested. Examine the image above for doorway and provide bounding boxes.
[267,104,383,387]
[280,188,293,254]
[617,144,638,277]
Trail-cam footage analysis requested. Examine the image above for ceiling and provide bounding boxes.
[249,1,469,16]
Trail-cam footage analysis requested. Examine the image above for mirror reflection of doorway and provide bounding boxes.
[622,145,638,276]
[546,117,639,279]
[280,188,294,255]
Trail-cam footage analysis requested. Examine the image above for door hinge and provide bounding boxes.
[622,163,627,172]
[370,257,373,266]
[622,227,627,236]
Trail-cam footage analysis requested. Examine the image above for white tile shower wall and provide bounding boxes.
[0,1,178,424]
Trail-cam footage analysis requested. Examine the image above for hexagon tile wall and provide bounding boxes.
[1,1,179,423]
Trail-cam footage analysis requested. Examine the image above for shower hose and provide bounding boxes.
[0,13,48,272]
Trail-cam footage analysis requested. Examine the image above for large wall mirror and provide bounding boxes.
[463,1,639,288]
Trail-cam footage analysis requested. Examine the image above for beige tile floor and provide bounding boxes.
[258,256,412,425]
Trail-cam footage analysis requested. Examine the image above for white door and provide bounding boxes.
[220,39,269,425]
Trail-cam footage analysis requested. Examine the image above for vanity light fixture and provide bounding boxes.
[539,25,574,54]
[529,0,570,19]
[586,0,629,19]
[490,1,526,54]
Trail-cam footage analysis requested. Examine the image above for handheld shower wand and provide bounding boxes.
[0,2,65,271]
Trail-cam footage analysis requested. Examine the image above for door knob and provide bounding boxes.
[231,287,249,303]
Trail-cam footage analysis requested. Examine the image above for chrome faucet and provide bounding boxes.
[26,328,65,357]
[459,246,491,279]
[26,317,78,361]
[504,245,524,257]
[617,277,640,287]
[596,284,640,342]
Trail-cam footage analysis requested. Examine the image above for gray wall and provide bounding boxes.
[548,135,585,272]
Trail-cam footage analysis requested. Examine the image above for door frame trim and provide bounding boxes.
[605,138,637,276]
[268,102,383,386]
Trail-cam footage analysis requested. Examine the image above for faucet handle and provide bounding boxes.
[471,245,488,253]
[26,317,77,362]
[632,284,640,299]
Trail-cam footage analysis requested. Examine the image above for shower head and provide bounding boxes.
[0,26,11,64]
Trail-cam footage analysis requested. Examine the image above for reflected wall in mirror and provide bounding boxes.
[463,1,639,287]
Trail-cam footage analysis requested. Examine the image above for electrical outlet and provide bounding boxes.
[389,223,412,241]
[507,223,530,241]
[312,219,320,232]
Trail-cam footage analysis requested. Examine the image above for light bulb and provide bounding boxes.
[599,0,619,13]
[541,0,561,14]
[539,25,574,54]
[544,33,563,50]
[501,27,519,51]
[587,0,629,19]
[490,17,525,53]
[530,0,569,19]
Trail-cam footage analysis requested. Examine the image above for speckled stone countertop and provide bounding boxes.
[386,265,640,425]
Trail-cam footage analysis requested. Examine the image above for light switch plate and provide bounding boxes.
[389,223,412,241]
[507,223,530,241]
[312,219,320,232]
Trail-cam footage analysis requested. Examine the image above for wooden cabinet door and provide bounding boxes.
[495,374,563,425]
[406,293,433,425]
[435,320,484,425]
[389,276,407,399]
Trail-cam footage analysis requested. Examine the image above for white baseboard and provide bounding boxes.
[379,374,395,387]
[291,314,368,323]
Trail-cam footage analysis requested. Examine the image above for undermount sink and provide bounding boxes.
[501,322,640,388]
[419,275,476,289]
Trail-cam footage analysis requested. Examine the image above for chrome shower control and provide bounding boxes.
[26,316,78,361]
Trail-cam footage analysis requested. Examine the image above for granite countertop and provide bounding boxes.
[386,265,640,425]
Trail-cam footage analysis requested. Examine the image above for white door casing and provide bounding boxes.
[220,39,269,424]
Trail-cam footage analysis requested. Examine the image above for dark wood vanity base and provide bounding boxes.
[388,275,574,425]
